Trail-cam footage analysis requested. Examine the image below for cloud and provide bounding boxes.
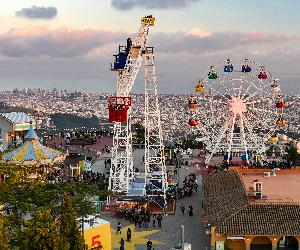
[0,27,126,58]
[111,0,200,10]
[16,6,58,19]
[0,26,298,59]
[152,29,299,54]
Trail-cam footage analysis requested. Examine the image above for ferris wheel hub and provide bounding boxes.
[229,97,247,114]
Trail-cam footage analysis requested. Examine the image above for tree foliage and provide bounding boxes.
[0,214,9,249]
[60,196,87,250]
[286,143,300,164]
[132,123,145,144]
[21,208,65,250]
[0,178,109,249]
[50,113,100,129]
[132,123,157,145]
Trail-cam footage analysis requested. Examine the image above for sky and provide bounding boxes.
[0,0,299,94]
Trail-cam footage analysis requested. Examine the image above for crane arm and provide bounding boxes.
[117,17,154,96]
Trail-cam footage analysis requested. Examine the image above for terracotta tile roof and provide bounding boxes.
[203,171,300,236]
[202,171,248,227]
[217,204,300,235]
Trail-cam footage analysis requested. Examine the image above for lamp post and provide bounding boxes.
[181,225,185,250]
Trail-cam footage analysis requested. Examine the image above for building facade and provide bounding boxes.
[0,112,37,150]
[203,169,300,250]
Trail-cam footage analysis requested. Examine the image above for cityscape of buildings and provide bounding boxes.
[1,88,300,141]
[1,1,300,249]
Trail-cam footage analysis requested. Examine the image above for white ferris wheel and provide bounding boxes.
[187,59,286,165]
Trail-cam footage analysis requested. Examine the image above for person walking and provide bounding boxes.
[126,228,132,242]
[194,182,198,193]
[188,205,194,216]
[147,239,153,250]
[119,238,125,250]
[145,214,150,228]
[116,222,122,234]
[152,214,156,227]
[180,204,185,215]
[134,212,138,227]
[157,214,162,228]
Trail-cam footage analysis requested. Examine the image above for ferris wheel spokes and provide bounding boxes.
[227,113,237,163]
[240,112,250,162]
[242,113,267,155]
[243,79,273,103]
[205,116,233,165]
[190,59,284,165]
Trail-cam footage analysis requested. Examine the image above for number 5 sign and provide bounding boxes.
[84,220,111,250]
[91,235,102,249]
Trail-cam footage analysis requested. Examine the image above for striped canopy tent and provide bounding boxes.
[0,124,65,166]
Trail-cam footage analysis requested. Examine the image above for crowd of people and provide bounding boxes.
[210,158,294,173]
[117,209,162,250]
[117,206,164,229]
[177,173,198,200]
[45,165,109,189]
[55,129,113,141]
[115,172,199,250]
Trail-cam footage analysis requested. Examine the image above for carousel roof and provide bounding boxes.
[1,112,32,124]
[1,124,64,164]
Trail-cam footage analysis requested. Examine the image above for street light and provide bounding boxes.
[181,225,184,250]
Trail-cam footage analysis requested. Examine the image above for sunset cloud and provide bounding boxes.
[0,26,298,59]
[152,29,299,54]
[0,27,126,58]
[111,0,200,10]
[16,6,58,19]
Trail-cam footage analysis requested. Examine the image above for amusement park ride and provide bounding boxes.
[108,16,167,208]
[187,59,287,165]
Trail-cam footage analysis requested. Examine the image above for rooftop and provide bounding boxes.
[239,169,300,204]
[202,171,248,228]
[83,216,109,230]
[218,203,300,236]
[1,112,32,124]
[203,169,300,236]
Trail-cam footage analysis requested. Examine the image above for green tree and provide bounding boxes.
[132,123,145,144]
[21,207,65,250]
[0,181,108,217]
[0,180,108,249]
[0,214,9,249]
[60,196,87,250]
[286,143,300,165]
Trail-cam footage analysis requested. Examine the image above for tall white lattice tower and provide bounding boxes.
[144,48,167,208]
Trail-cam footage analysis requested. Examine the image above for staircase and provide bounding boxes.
[128,178,145,196]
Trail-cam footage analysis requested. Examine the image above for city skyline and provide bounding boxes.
[0,0,299,94]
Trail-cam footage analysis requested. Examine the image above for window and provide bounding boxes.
[254,182,262,192]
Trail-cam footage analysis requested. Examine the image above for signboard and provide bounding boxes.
[80,161,92,172]
[94,196,100,214]
[14,122,37,132]
[216,241,224,250]
[84,221,111,250]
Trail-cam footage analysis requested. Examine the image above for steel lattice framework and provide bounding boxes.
[144,50,167,204]
[109,17,167,207]
[187,59,285,165]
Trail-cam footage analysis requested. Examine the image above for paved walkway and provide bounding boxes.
[102,165,210,250]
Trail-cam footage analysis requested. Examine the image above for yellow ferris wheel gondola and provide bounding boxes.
[195,80,205,93]
[268,135,279,143]
[141,15,155,26]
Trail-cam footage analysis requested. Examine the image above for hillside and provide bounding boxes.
[50,113,100,129]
